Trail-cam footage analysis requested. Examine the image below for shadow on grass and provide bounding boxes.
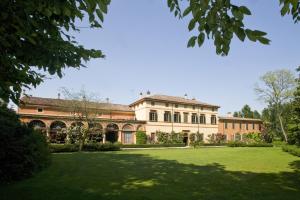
[1,152,300,200]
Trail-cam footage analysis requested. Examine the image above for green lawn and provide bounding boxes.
[1,147,300,200]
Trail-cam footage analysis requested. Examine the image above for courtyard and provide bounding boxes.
[1,147,300,200]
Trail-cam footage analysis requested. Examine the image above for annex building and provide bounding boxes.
[18,93,262,144]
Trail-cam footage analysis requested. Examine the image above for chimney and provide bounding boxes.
[106,97,109,103]
[184,93,188,99]
[227,112,233,117]
[58,93,61,99]
[192,97,196,100]
[139,92,143,99]
[146,90,151,96]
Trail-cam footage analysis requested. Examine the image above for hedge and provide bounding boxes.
[0,105,50,183]
[227,141,273,147]
[121,143,186,148]
[282,145,300,157]
[49,143,120,153]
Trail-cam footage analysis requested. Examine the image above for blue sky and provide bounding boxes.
[27,0,299,115]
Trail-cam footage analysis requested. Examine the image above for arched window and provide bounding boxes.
[50,121,67,143]
[122,124,134,144]
[28,120,47,137]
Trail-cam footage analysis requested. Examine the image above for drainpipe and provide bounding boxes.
[171,103,174,132]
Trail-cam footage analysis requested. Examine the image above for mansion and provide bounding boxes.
[18,93,262,145]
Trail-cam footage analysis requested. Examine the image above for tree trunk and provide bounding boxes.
[278,114,288,142]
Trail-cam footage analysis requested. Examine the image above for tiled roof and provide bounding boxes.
[219,116,262,122]
[129,94,220,108]
[20,96,133,112]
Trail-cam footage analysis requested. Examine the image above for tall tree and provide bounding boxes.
[288,67,300,145]
[60,87,103,151]
[233,104,261,119]
[255,69,296,142]
[0,0,110,104]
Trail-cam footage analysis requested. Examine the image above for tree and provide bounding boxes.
[233,104,261,119]
[1,0,299,104]
[255,69,296,142]
[0,0,110,104]
[288,67,300,145]
[60,87,103,151]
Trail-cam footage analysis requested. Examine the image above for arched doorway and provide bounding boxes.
[122,124,134,144]
[50,121,67,143]
[105,124,119,143]
[28,120,47,137]
[88,123,103,143]
[183,132,189,146]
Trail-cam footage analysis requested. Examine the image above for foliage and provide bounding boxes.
[243,132,263,143]
[233,104,261,119]
[288,66,300,145]
[61,87,103,151]
[136,131,147,144]
[49,143,79,153]
[121,143,185,148]
[49,142,120,153]
[189,132,204,147]
[227,141,273,147]
[0,0,110,104]
[207,133,226,144]
[282,145,300,157]
[156,131,169,144]
[168,0,271,56]
[0,104,50,183]
[170,131,184,144]
[255,69,296,142]
[82,142,120,152]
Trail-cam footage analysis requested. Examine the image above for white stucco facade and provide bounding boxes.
[131,97,219,141]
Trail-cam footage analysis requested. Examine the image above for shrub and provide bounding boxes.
[49,142,121,153]
[227,141,273,147]
[170,131,184,144]
[121,143,185,148]
[156,131,169,144]
[49,144,79,153]
[83,142,120,151]
[0,104,50,183]
[282,145,300,157]
[189,132,204,148]
[136,131,147,144]
[208,133,226,144]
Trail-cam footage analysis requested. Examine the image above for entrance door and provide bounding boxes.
[124,132,132,144]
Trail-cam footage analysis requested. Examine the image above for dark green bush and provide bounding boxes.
[83,142,120,151]
[121,143,185,148]
[282,145,300,157]
[0,104,50,183]
[227,141,273,147]
[49,144,79,153]
[136,131,147,144]
[49,142,120,153]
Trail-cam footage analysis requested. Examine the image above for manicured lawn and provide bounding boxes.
[1,147,300,200]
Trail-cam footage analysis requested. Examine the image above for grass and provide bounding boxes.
[1,147,300,200]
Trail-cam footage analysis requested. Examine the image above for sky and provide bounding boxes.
[25,0,300,115]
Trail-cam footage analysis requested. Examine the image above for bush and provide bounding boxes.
[207,133,226,144]
[49,144,79,153]
[0,104,50,183]
[282,145,300,157]
[49,142,121,153]
[227,141,273,147]
[170,131,184,144]
[121,143,185,148]
[189,132,204,148]
[83,142,120,151]
[136,131,147,144]
[156,131,169,144]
